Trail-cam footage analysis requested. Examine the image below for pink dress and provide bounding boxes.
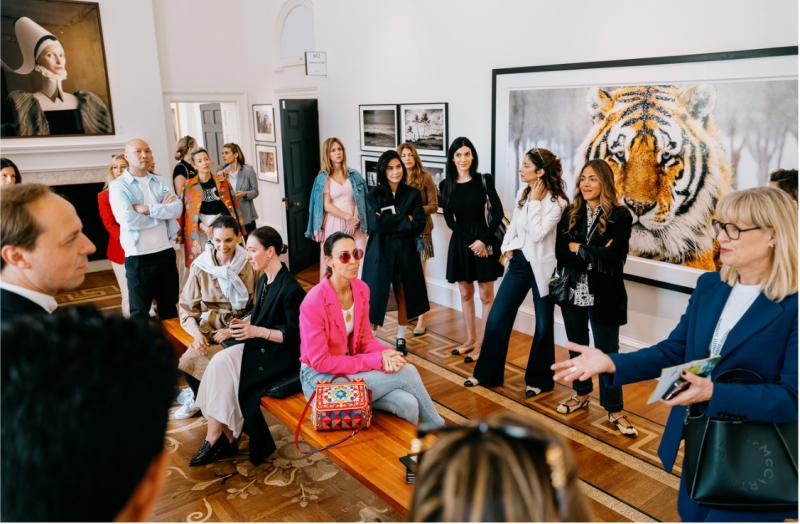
[320,177,368,279]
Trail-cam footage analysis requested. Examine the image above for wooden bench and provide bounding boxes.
[161,318,416,515]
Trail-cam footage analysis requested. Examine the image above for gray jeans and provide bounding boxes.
[300,364,444,427]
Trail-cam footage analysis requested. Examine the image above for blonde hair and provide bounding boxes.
[397,142,428,189]
[104,154,127,189]
[716,187,797,301]
[409,412,590,522]
[174,135,196,161]
[320,137,348,176]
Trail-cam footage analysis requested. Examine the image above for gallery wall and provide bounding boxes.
[148,0,798,348]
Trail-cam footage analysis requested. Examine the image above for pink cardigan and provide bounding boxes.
[299,277,389,374]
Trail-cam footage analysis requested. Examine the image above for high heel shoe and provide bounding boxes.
[464,353,479,364]
[451,344,475,356]
[525,386,542,398]
[463,376,479,387]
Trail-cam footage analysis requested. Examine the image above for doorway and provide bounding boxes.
[280,98,320,273]
[170,101,241,169]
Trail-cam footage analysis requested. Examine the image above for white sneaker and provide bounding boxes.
[174,399,200,420]
[176,387,194,405]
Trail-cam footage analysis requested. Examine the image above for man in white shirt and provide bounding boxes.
[0,183,96,321]
[110,138,182,320]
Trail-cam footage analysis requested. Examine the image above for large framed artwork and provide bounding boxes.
[359,104,398,152]
[361,154,380,188]
[399,103,448,157]
[492,47,798,292]
[1,0,114,137]
[255,144,278,183]
[252,104,275,142]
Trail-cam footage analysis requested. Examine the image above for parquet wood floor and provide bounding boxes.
[60,269,681,521]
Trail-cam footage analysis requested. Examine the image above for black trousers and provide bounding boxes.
[125,248,179,320]
[561,304,623,412]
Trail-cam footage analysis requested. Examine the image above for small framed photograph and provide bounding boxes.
[359,104,398,152]
[252,104,275,142]
[420,158,447,212]
[361,154,381,188]
[399,103,448,157]
[256,144,279,183]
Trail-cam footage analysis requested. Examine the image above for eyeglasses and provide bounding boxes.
[335,248,364,264]
[711,219,761,240]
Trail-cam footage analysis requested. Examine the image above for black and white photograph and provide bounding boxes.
[421,158,447,212]
[1,0,114,137]
[361,154,380,188]
[359,104,398,152]
[252,104,275,142]
[399,103,448,157]
[256,143,278,183]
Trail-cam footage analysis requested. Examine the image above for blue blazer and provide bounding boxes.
[606,271,798,474]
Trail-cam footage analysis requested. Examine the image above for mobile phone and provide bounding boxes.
[662,379,690,401]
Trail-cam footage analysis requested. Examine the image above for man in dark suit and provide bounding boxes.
[0,183,96,321]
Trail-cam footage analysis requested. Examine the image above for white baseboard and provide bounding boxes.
[426,277,647,353]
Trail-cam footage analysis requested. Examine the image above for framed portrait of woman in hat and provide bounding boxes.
[1,0,114,138]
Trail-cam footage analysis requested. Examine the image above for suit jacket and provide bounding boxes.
[555,204,633,325]
[227,164,259,225]
[97,189,125,264]
[299,277,389,375]
[1,288,50,323]
[362,184,429,325]
[237,264,305,464]
[605,271,798,474]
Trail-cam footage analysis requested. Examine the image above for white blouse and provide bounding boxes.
[342,304,355,336]
[708,283,761,357]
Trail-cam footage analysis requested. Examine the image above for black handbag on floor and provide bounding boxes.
[683,368,798,511]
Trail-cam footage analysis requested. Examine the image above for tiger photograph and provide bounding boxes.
[506,78,797,271]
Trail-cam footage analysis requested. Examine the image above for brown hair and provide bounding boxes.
[1,184,53,270]
[769,169,797,201]
[320,137,348,177]
[223,142,246,166]
[104,154,127,189]
[397,142,428,189]
[174,135,196,161]
[409,412,590,522]
[566,159,618,237]
[518,147,568,208]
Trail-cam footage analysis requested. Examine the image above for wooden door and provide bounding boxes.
[200,103,224,168]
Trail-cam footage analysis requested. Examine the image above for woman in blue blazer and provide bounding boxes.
[553,187,797,522]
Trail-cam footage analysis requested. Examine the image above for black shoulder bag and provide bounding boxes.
[479,174,508,244]
[683,368,797,511]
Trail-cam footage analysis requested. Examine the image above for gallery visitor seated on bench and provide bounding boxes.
[190,226,305,467]
[298,231,444,427]
[409,412,590,522]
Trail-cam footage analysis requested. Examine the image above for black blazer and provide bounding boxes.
[555,205,633,326]
[362,184,429,324]
[1,288,50,324]
[237,264,305,464]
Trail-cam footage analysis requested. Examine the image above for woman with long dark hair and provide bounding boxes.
[361,149,429,352]
[439,137,504,357]
[464,147,568,396]
[219,142,259,237]
[553,159,636,437]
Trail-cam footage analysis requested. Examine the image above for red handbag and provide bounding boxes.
[294,374,372,454]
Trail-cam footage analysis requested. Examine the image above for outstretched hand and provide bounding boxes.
[551,341,616,382]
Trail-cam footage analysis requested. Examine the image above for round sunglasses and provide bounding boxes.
[334,248,364,264]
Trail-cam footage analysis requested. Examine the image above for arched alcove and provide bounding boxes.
[275,0,314,71]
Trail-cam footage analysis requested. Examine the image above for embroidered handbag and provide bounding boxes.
[683,368,798,511]
[294,374,373,454]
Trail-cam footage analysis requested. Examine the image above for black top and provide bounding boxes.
[172,159,197,181]
[198,177,229,216]
[440,174,504,283]
[44,109,84,135]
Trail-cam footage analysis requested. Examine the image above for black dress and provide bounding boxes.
[173,159,197,181]
[440,174,504,283]
[238,264,305,464]
[362,184,430,325]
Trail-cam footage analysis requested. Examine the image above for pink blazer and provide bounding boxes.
[299,277,389,374]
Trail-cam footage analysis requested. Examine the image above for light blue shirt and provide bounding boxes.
[109,170,182,255]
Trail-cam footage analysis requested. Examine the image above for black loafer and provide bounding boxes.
[189,436,233,467]
[396,338,407,355]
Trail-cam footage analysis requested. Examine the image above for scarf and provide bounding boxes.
[192,244,250,310]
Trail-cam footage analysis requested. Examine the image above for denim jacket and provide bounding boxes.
[304,168,369,240]
[109,170,182,253]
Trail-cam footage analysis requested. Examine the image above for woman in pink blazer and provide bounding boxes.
[299,231,444,426]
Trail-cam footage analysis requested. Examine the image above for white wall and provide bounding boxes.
[5,0,170,179]
[151,0,798,348]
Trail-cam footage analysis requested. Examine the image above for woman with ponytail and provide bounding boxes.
[172,135,197,198]
[190,226,306,466]
[464,148,568,397]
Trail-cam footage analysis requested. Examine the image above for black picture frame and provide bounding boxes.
[359,104,398,152]
[399,102,448,157]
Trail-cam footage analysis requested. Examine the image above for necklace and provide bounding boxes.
[345,308,352,322]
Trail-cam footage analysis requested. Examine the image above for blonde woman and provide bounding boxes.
[172,135,197,198]
[97,154,130,317]
[398,142,438,335]
[305,137,368,279]
[553,187,798,522]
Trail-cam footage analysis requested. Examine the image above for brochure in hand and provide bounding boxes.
[647,356,721,404]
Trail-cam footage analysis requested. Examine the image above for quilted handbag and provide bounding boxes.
[294,374,372,454]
